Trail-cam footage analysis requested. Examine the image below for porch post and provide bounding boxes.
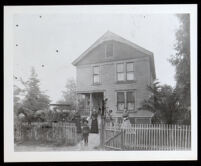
[75,93,79,111]
[90,93,93,116]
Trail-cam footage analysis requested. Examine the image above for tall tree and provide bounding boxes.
[21,67,51,112]
[169,14,190,108]
[14,85,22,111]
[14,85,23,122]
[59,78,77,109]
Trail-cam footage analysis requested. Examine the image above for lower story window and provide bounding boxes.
[117,92,125,111]
[117,91,135,111]
[127,91,135,111]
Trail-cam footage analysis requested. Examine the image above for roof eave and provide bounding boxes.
[71,31,154,66]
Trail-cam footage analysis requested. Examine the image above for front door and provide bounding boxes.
[92,92,104,111]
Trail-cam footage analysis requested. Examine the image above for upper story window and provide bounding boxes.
[126,62,135,81]
[93,66,100,84]
[117,63,124,81]
[106,43,113,57]
[116,62,135,82]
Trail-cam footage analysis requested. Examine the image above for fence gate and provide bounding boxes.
[102,123,123,150]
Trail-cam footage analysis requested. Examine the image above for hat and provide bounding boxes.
[123,117,129,121]
[123,111,129,118]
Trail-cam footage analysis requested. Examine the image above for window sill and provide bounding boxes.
[115,80,137,84]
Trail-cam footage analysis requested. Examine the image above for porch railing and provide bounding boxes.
[77,108,90,117]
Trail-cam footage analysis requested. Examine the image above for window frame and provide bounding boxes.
[116,63,125,82]
[92,65,101,85]
[117,91,125,112]
[105,43,114,58]
[116,90,136,112]
[116,61,136,83]
[126,62,135,81]
[126,91,135,111]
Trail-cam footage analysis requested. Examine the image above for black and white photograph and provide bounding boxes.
[4,5,197,162]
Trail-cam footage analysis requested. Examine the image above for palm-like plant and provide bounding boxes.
[140,81,184,124]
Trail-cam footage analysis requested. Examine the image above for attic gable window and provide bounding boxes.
[106,43,113,57]
[93,66,100,84]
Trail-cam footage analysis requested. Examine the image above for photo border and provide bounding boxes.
[3,4,198,163]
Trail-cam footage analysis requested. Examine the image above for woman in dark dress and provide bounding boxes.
[90,108,99,133]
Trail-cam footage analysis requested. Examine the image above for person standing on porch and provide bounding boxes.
[90,107,99,133]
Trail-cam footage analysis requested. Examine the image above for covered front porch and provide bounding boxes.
[76,91,105,117]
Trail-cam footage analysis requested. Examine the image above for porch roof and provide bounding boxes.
[76,90,105,94]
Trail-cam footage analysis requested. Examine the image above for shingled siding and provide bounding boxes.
[76,57,152,117]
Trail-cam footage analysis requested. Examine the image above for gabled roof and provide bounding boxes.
[72,31,156,79]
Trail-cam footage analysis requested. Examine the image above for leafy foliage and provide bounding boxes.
[169,14,190,107]
[14,85,24,122]
[58,78,77,109]
[21,67,51,112]
[16,67,51,122]
[140,81,188,124]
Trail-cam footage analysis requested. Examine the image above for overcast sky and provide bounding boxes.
[13,9,180,102]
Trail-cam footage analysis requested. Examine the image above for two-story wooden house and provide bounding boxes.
[72,31,156,124]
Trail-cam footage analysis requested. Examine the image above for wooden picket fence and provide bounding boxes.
[103,123,191,151]
[14,122,78,145]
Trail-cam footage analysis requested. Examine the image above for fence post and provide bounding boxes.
[100,116,105,149]
[121,129,125,150]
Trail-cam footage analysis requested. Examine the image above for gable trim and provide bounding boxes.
[72,31,153,66]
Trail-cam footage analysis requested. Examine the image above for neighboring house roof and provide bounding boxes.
[72,31,156,79]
